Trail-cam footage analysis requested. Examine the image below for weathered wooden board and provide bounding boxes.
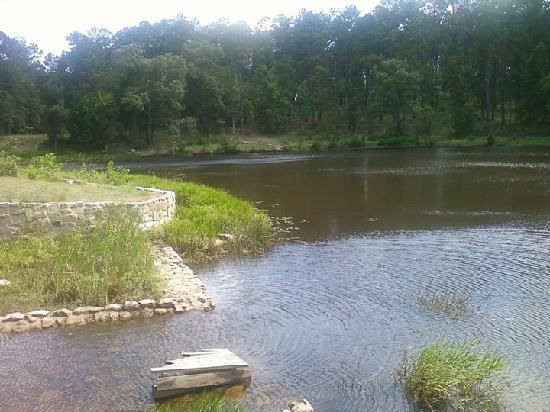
[151,349,251,400]
[151,351,248,374]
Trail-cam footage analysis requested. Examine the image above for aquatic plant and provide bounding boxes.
[0,207,158,313]
[400,338,507,411]
[418,291,471,318]
[151,391,247,412]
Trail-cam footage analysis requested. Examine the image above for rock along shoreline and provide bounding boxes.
[0,246,214,333]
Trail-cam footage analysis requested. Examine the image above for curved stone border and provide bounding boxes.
[0,247,214,334]
[0,186,176,240]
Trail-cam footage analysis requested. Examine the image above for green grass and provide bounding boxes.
[0,176,153,202]
[125,175,272,262]
[400,338,507,411]
[0,207,159,313]
[152,391,247,412]
[1,152,272,263]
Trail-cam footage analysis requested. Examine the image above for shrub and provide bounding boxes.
[25,153,63,180]
[400,338,507,411]
[0,151,21,176]
[0,206,158,313]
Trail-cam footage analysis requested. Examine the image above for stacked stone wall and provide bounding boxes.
[0,187,176,240]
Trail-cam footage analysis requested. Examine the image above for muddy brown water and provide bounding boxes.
[1,147,549,411]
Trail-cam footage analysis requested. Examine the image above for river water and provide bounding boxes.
[1,147,549,411]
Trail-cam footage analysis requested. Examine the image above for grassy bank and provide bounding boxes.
[1,152,272,264]
[400,338,507,411]
[2,134,549,163]
[0,153,271,313]
[126,175,271,262]
[0,207,158,314]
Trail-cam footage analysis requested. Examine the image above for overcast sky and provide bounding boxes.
[0,0,380,55]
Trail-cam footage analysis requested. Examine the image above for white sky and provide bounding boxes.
[0,0,380,55]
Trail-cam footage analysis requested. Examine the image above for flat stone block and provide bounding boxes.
[50,308,72,317]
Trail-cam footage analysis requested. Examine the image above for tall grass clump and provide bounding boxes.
[152,391,247,412]
[0,207,159,313]
[400,338,507,411]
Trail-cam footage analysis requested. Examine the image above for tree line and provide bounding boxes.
[1,0,549,150]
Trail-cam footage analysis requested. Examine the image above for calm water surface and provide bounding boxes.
[1,147,549,411]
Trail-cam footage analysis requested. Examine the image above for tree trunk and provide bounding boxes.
[146,103,152,148]
[485,60,492,136]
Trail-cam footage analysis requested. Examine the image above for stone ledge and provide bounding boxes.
[0,186,176,240]
[0,247,214,334]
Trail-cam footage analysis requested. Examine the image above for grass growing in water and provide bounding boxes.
[0,207,159,313]
[152,391,247,412]
[418,292,471,318]
[400,338,507,411]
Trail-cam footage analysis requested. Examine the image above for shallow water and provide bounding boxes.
[1,147,549,411]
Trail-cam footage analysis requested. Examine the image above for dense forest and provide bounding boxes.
[1,0,549,150]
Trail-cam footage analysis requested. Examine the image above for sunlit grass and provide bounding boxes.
[400,338,507,411]
[125,175,272,262]
[0,207,159,313]
[151,391,247,412]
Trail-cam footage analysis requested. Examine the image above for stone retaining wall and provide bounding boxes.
[0,246,215,333]
[0,187,176,240]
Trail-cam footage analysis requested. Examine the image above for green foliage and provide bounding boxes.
[25,153,63,180]
[0,151,21,176]
[152,391,246,412]
[4,1,550,146]
[400,338,507,411]
[0,207,158,313]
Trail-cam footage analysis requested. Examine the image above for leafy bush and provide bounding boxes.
[0,207,158,313]
[0,151,21,176]
[400,338,507,411]
[25,153,63,180]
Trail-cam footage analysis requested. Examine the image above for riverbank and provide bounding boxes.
[2,134,550,161]
[0,153,270,327]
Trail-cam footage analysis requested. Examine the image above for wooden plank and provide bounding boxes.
[151,357,248,374]
[151,351,247,374]
[153,367,251,400]
[180,349,232,357]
